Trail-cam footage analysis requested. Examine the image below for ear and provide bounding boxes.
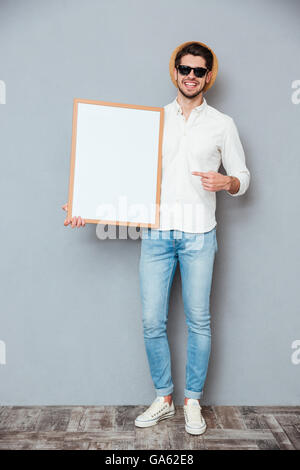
[174,67,178,82]
[206,70,212,85]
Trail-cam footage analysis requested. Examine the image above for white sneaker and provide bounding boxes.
[135,396,175,428]
[184,398,207,435]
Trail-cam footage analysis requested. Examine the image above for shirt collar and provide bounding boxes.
[173,96,207,116]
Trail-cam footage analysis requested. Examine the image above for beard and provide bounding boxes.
[177,80,205,99]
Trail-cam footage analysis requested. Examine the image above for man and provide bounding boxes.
[62,41,250,436]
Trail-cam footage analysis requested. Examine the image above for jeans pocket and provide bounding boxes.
[183,232,205,251]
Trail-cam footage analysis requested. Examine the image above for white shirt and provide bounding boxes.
[157,96,250,233]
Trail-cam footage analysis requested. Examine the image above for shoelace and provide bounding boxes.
[143,399,169,418]
[184,403,203,423]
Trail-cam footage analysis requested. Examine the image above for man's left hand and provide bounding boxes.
[191,171,233,192]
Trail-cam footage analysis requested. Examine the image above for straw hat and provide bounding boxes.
[169,41,218,93]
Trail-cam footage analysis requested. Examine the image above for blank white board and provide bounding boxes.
[67,99,164,227]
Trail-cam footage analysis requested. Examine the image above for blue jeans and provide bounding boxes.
[139,226,218,399]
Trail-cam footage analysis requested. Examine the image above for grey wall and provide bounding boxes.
[0,0,299,406]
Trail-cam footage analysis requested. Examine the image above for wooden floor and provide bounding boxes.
[0,405,299,450]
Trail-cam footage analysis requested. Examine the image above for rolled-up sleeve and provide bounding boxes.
[221,117,250,197]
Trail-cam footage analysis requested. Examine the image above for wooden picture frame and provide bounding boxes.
[67,98,164,228]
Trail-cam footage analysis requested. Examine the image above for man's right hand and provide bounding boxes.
[62,203,86,228]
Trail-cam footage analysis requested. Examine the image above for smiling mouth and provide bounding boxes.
[184,81,198,89]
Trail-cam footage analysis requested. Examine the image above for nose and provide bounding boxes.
[187,69,196,80]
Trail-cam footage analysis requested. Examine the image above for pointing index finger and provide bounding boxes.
[191,171,208,177]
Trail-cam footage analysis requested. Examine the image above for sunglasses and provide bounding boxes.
[176,64,208,78]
